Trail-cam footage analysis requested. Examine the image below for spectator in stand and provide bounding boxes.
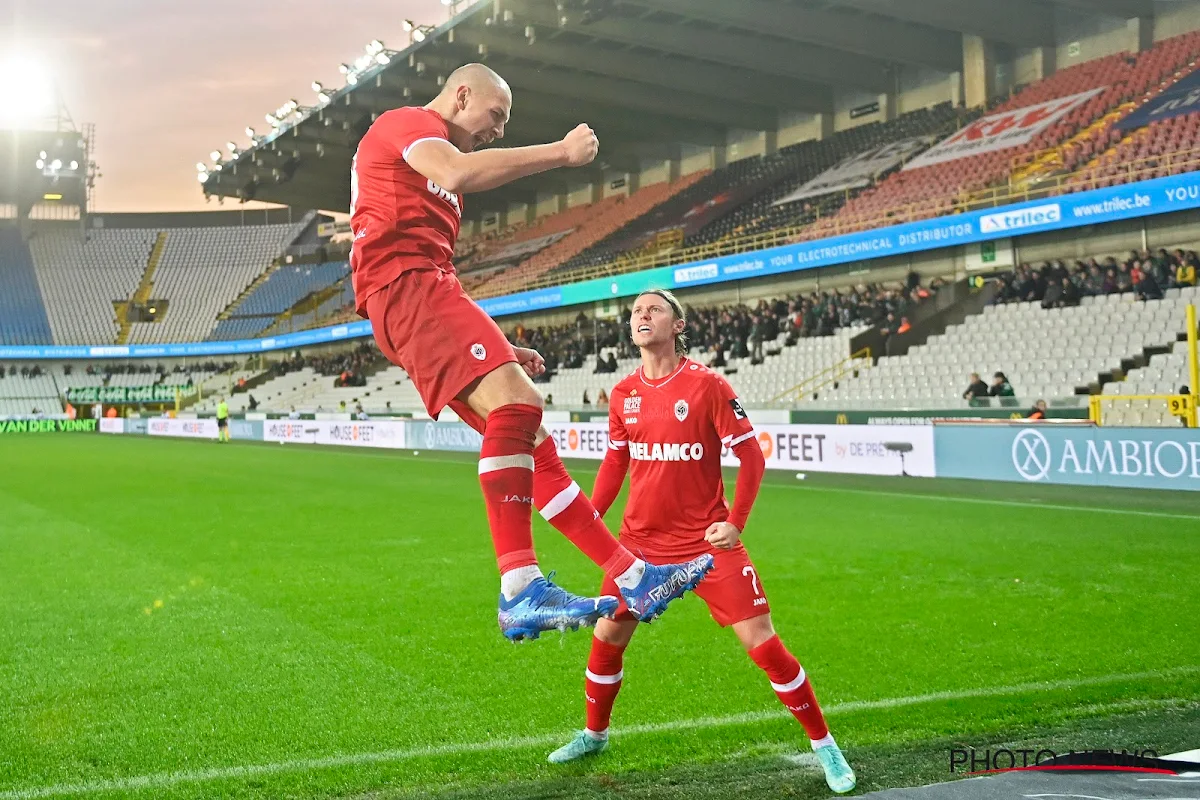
[248,394,259,411]
[896,317,912,335]
[581,390,591,406]
[963,372,989,401]
[990,371,1017,407]
[1116,262,1134,293]
[1177,257,1197,288]
[596,389,609,409]
[288,406,301,419]
[338,400,347,412]
[545,394,554,406]
[1136,264,1163,301]
[1026,399,1048,420]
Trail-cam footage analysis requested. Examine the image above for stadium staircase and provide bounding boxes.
[217,260,280,322]
[115,232,168,344]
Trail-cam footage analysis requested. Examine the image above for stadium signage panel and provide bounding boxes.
[934,425,1200,491]
[7,173,1200,361]
[65,385,188,404]
[99,418,125,434]
[0,418,98,435]
[262,419,406,449]
[903,87,1105,170]
[1115,68,1200,131]
[773,137,931,205]
[147,418,219,439]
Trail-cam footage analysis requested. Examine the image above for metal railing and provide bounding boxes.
[768,348,873,406]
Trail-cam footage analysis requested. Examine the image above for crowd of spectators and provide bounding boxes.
[2,361,236,387]
[503,273,942,378]
[270,341,377,387]
[993,249,1199,307]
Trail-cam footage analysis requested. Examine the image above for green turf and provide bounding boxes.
[1,435,1197,800]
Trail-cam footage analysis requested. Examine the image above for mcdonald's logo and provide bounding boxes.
[836,414,849,425]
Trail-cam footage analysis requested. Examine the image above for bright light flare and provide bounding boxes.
[0,52,56,129]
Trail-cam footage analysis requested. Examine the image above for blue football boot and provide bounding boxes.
[497,575,618,642]
[619,554,714,622]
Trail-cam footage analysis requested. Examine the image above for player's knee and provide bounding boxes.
[594,618,636,647]
[735,614,776,651]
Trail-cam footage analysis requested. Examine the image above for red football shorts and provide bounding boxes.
[601,543,770,627]
[366,265,515,423]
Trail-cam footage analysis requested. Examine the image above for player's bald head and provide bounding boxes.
[442,63,511,102]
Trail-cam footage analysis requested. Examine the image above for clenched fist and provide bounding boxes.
[561,123,599,167]
[704,521,742,550]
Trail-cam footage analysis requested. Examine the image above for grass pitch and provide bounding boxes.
[0,434,1197,799]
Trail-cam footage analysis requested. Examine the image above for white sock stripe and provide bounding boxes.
[538,482,581,521]
[770,667,806,693]
[478,454,535,474]
[585,669,624,685]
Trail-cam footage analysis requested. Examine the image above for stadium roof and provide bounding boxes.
[200,0,1155,219]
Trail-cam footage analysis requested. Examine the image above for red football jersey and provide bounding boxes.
[607,358,756,554]
[349,106,463,317]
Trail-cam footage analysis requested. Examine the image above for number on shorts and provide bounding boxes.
[742,566,760,596]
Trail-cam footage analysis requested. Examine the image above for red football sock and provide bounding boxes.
[533,438,637,577]
[748,635,830,742]
[479,404,541,574]
[584,637,626,736]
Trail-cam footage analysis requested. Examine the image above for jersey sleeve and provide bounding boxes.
[707,373,755,448]
[379,109,452,164]
[590,387,630,517]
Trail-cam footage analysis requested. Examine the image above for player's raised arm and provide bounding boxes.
[403,62,598,194]
[406,126,596,195]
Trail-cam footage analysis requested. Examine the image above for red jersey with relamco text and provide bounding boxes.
[349,106,463,317]
[607,358,756,554]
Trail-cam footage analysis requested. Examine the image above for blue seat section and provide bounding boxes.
[206,261,349,341]
[0,225,53,345]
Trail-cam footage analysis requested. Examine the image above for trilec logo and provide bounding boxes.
[980,202,1061,233]
[673,263,719,284]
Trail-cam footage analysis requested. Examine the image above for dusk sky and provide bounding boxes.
[6,0,447,212]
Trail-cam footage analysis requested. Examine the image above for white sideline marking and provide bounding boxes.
[2,666,1195,799]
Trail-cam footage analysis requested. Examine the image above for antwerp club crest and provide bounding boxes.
[674,399,689,421]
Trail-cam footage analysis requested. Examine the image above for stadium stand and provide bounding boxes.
[127,222,308,344]
[0,224,53,345]
[29,227,156,344]
[0,365,59,417]
[208,261,349,341]
[808,32,1200,239]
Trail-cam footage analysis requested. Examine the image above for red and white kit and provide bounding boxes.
[591,358,767,627]
[350,106,513,424]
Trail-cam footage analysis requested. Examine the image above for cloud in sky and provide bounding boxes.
[3,0,446,212]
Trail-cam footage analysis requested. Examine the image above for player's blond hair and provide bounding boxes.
[639,289,688,356]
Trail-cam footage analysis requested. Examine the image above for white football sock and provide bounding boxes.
[612,559,647,590]
[500,565,544,601]
[811,733,837,751]
[584,727,608,741]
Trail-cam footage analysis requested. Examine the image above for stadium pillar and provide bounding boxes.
[877,90,896,123]
[962,34,996,108]
[817,112,834,140]
[1127,16,1154,53]
[667,154,681,183]
[1030,46,1056,81]
[949,71,964,108]
[713,145,728,170]
[764,129,779,157]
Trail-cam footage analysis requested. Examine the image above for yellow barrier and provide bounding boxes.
[768,348,872,405]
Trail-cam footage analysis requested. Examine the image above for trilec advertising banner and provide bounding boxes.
[773,137,931,205]
[935,424,1200,491]
[903,87,1105,171]
[542,422,936,477]
[147,418,218,439]
[262,419,406,449]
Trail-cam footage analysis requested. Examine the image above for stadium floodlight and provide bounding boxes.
[311,81,323,93]
[375,52,390,66]
[347,74,358,85]
[288,99,299,111]
[197,172,208,182]
[245,126,255,138]
[69,160,78,170]
[0,52,55,129]
[265,113,279,127]
[39,150,47,159]
[338,63,351,74]
[403,19,414,31]
[441,0,453,6]
[196,162,206,172]
[316,91,331,104]
[210,150,222,161]
[35,158,44,169]
[412,28,427,42]
[50,158,61,169]
[367,39,384,55]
